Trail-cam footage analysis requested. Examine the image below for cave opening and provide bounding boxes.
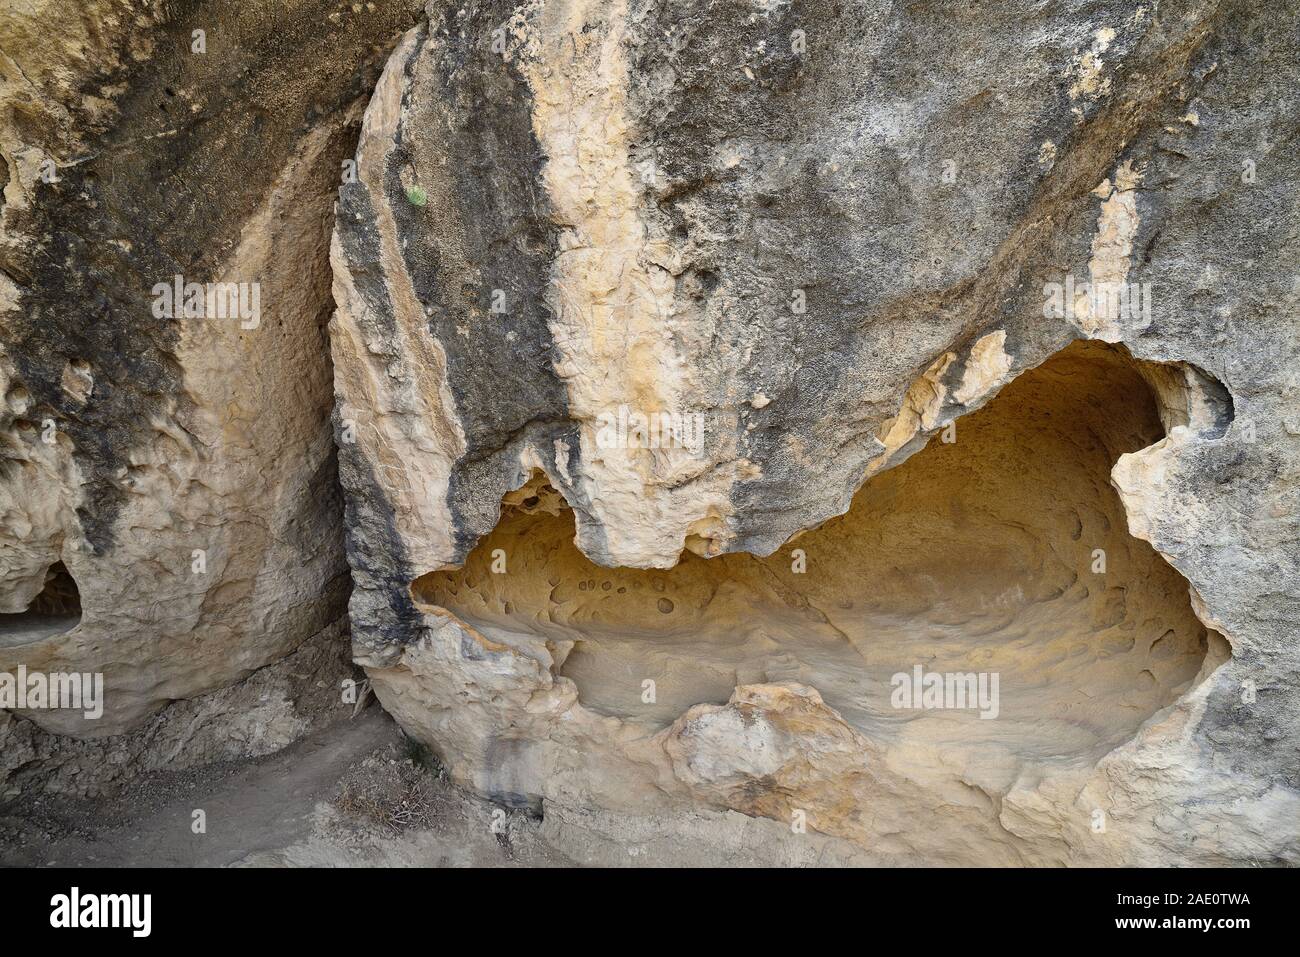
[411,340,1227,778]
[0,562,82,649]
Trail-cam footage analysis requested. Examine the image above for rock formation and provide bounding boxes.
[1,0,422,737]
[2,0,1298,865]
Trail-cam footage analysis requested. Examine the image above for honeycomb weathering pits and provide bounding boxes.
[0,0,1297,870]
[327,1,1299,866]
[377,342,1227,862]
[415,343,1217,753]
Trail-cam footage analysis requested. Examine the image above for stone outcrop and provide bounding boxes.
[0,0,421,735]
[0,0,1296,866]
[330,0,1298,864]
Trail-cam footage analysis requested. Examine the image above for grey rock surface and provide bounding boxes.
[0,0,1294,866]
[0,0,422,734]
[330,0,1298,864]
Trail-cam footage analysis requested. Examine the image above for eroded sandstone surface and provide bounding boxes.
[0,0,1296,866]
[330,0,1298,864]
[0,0,422,738]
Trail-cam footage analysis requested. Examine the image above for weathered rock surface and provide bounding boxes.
[0,0,421,735]
[0,0,1295,867]
[331,0,1299,864]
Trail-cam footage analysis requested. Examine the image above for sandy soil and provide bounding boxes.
[0,707,570,868]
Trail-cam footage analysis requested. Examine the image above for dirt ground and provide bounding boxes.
[0,707,571,868]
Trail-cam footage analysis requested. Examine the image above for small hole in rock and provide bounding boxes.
[0,562,82,648]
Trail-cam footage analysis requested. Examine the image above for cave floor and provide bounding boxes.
[0,614,78,649]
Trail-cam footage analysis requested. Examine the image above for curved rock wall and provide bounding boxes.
[330,0,1298,864]
[0,0,1295,865]
[0,0,422,734]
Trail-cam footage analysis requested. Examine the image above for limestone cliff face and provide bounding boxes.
[0,0,422,735]
[0,0,1295,866]
[330,0,1298,865]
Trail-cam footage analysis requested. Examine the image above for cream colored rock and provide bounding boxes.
[330,0,1299,866]
[0,129,348,735]
[3,0,1292,870]
[0,0,421,735]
